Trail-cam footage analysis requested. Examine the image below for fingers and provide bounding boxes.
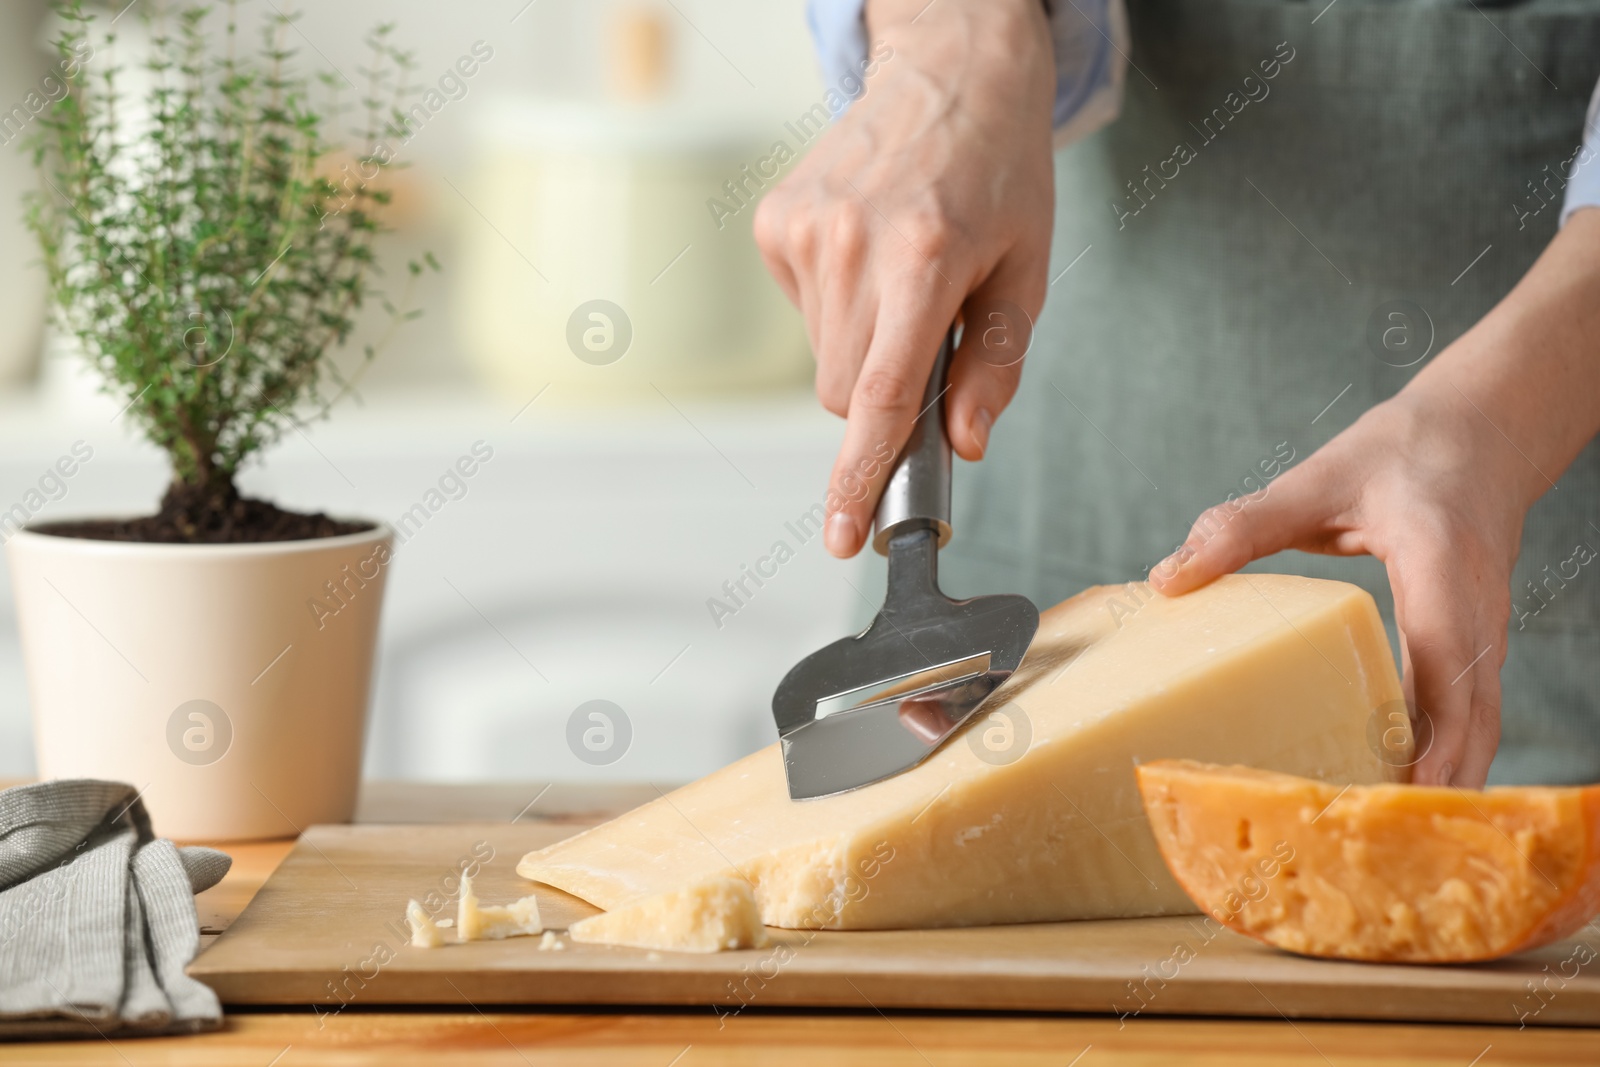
[823,282,965,557]
[1150,465,1341,596]
[759,183,961,558]
[1392,553,1506,788]
[812,209,878,418]
[945,256,1044,460]
[1450,659,1502,788]
[1391,559,1477,787]
[823,240,1044,552]
[752,196,802,308]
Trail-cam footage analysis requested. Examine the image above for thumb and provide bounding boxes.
[1150,468,1334,596]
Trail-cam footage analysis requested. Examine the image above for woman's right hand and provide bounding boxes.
[753,0,1058,557]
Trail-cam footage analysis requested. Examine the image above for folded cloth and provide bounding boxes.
[0,780,231,1039]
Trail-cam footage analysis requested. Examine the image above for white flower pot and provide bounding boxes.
[6,524,392,841]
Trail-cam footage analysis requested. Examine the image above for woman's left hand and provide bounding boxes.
[1148,382,1526,788]
[1149,209,1600,789]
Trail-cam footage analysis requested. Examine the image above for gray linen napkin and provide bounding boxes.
[0,780,231,1039]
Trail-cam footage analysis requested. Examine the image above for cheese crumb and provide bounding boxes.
[436,918,455,928]
[457,873,544,941]
[406,899,443,948]
[537,931,562,951]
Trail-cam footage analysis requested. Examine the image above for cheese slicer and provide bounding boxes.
[771,326,1041,800]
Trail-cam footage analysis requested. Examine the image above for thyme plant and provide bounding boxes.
[27,1,434,531]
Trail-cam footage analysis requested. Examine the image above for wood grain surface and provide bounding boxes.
[5,781,1594,1065]
[189,820,1600,1027]
[10,1011,1597,1066]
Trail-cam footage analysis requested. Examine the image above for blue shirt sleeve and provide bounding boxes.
[807,0,871,104]
[1044,0,1126,146]
[1560,78,1600,226]
[805,0,1126,147]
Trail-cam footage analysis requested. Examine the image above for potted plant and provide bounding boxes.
[7,2,433,839]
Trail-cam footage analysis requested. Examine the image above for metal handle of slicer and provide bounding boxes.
[872,326,955,556]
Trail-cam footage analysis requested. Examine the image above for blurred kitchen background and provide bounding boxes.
[0,0,869,782]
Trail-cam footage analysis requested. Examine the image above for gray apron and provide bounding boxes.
[943,0,1600,784]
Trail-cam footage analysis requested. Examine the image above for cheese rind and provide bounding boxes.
[1138,760,1600,962]
[520,575,1406,930]
[568,877,769,953]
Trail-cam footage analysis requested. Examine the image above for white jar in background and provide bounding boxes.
[453,98,811,399]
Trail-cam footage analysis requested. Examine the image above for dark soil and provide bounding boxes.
[31,482,372,544]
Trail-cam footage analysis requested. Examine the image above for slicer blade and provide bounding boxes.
[772,527,1039,800]
[778,658,1011,800]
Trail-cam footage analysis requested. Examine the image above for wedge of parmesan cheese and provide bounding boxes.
[406,899,443,948]
[457,873,544,941]
[568,877,769,952]
[520,575,1407,930]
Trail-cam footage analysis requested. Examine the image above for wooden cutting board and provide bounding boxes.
[189,821,1600,1026]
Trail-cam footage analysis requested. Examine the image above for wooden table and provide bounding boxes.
[17,782,1600,1066]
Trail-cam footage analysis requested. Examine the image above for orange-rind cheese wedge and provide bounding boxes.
[1136,759,1600,962]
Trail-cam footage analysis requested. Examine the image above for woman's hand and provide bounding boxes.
[1150,385,1527,788]
[754,0,1057,557]
[1151,209,1600,788]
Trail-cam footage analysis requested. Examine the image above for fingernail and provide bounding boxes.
[1153,546,1191,582]
[1438,762,1454,786]
[825,511,858,556]
[971,408,994,458]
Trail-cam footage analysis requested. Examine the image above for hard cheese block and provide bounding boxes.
[519,574,1407,929]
